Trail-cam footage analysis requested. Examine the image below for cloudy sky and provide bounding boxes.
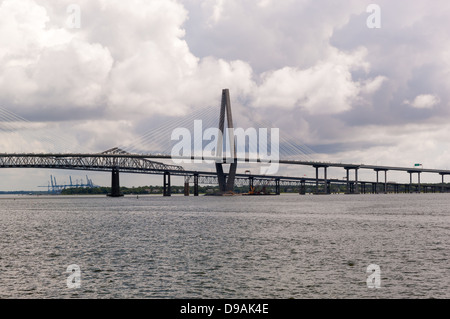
[1,0,450,190]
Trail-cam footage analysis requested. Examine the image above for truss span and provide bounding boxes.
[0,148,185,175]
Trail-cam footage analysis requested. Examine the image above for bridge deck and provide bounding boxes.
[0,153,448,188]
[2,153,449,175]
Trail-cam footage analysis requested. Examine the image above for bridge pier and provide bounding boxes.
[249,176,254,193]
[409,172,412,193]
[371,183,377,194]
[194,174,199,196]
[184,175,190,196]
[314,165,329,195]
[108,168,123,197]
[299,180,306,195]
[361,182,366,194]
[374,169,388,194]
[163,172,171,197]
[275,178,281,195]
[440,173,447,193]
[352,182,356,193]
[345,166,360,194]
[184,181,190,196]
[418,172,421,193]
[375,170,379,193]
[408,171,421,193]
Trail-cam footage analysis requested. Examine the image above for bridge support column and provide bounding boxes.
[249,176,254,193]
[314,165,329,195]
[375,170,379,194]
[408,171,421,193]
[417,172,422,194]
[184,182,190,196]
[384,171,388,194]
[194,174,199,196]
[275,179,281,195]
[163,172,171,197]
[299,180,306,195]
[441,174,446,193]
[346,169,350,193]
[409,172,413,193]
[184,176,190,196]
[108,168,123,197]
[315,166,319,193]
[345,166,360,194]
[375,169,388,194]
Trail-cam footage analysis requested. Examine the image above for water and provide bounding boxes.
[0,193,449,299]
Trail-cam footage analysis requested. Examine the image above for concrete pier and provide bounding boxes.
[163,172,171,197]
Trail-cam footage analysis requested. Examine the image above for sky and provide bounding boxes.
[0,0,450,190]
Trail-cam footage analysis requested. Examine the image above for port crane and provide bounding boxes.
[38,175,97,194]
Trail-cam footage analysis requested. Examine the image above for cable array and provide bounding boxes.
[0,106,89,154]
[121,105,317,161]
[119,106,219,155]
[0,103,317,160]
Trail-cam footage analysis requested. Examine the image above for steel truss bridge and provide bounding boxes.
[0,149,184,175]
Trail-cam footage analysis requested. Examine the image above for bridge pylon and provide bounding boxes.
[215,89,237,194]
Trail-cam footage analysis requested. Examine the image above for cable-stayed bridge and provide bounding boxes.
[1,89,450,196]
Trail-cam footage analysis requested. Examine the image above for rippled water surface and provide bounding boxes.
[0,194,449,299]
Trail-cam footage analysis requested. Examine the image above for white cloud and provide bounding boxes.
[330,121,450,181]
[404,94,440,109]
[201,0,226,26]
[0,0,113,109]
[360,76,387,95]
[252,47,380,115]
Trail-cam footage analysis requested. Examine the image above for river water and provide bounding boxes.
[0,193,449,299]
